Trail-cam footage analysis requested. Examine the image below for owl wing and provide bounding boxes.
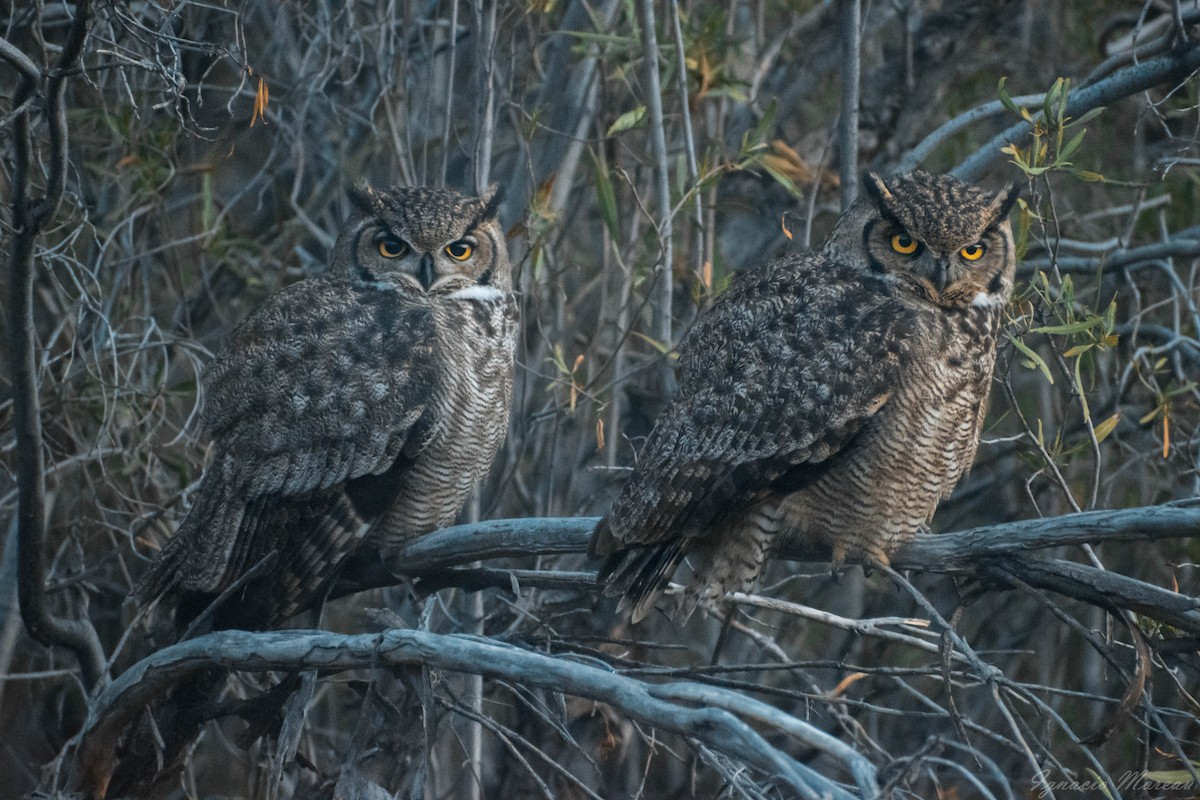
[139,280,440,602]
[590,253,913,600]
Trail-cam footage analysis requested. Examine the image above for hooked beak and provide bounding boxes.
[927,258,950,293]
[418,252,435,290]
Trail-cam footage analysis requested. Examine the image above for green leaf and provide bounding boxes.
[607,105,646,136]
[1059,127,1087,161]
[563,29,636,47]
[997,77,1021,116]
[587,149,619,240]
[1009,334,1055,384]
[1093,413,1120,443]
[1143,768,1198,782]
[1074,356,1091,421]
[1068,168,1106,182]
[631,331,674,355]
[1031,319,1097,335]
[1042,77,1063,120]
[1070,107,1106,128]
[1083,770,1115,800]
[750,99,778,148]
[759,161,803,199]
[1103,299,1116,332]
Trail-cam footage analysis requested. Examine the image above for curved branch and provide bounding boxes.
[72,629,872,800]
[0,35,42,81]
[6,0,105,689]
[330,505,1200,635]
[898,92,1048,172]
[952,41,1200,182]
[34,0,91,226]
[1020,236,1200,275]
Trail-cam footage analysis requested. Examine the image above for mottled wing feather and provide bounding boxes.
[138,279,438,602]
[203,281,437,499]
[592,253,913,594]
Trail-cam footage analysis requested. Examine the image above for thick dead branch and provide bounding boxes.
[72,629,874,800]
[3,0,106,690]
[329,506,1200,634]
[953,40,1200,181]
[371,506,1200,573]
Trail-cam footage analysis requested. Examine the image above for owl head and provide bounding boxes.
[823,171,1020,310]
[329,184,511,295]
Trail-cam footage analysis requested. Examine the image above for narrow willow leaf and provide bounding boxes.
[1031,319,1096,335]
[1009,334,1055,384]
[1059,127,1087,161]
[1093,413,1120,443]
[1074,357,1091,421]
[1072,107,1106,127]
[587,149,619,240]
[607,105,646,136]
[997,77,1021,116]
[760,162,803,198]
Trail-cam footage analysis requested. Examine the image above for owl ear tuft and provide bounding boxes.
[988,182,1022,224]
[478,184,503,221]
[464,184,504,234]
[861,172,905,225]
[347,182,383,216]
[862,172,894,204]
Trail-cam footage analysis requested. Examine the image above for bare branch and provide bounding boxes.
[0,35,41,81]
[898,92,1047,172]
[325,506,1200,635]
[363,505,1200,576]
[636,0,675,394]
[5,0,106,690]
[838,0,861,209]
[953,41,1200,181]
[72,629,871,800]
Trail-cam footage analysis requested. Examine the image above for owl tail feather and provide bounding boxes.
[267,493,370,625]
[599,538,689,624]
[132,477,244,607]
[131,532,186,607]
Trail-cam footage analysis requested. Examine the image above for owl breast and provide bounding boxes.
[371,292,518,561]
[779,303,1001,564]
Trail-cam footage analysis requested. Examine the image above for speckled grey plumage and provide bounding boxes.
[136,185,517,629]
[591,171,1019,622]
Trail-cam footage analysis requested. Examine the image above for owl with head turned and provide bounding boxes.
[136,184,518,631]
[591,170,1019,623]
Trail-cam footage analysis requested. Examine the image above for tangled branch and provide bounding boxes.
[1,0,106,690]
[73,628,878,800]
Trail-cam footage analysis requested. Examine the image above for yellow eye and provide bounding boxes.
[378,238,406,258]
[445,241,473,261]
[960,243,986,261]
[891,234,919,255]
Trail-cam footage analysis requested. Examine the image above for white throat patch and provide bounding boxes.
[971,292,1004,309]
[450,284,505,302]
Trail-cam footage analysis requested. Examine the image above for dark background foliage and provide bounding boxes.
[2,1,1200,798]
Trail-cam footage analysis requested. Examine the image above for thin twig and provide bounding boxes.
[636,0,676,395]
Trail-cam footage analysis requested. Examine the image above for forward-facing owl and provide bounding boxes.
[136,185,518,630]
[591,171,1019,622]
